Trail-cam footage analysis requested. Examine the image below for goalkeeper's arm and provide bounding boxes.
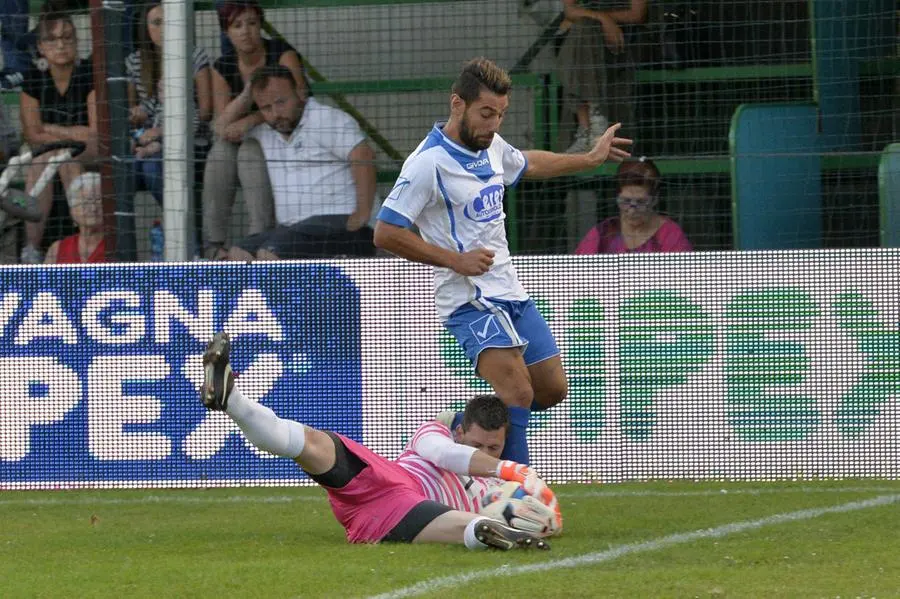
[411,430,541,484]
[410,429,493,476]
[412,428,562,533]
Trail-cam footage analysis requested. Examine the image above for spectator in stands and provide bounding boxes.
[127,0,213,207]
[574,157,691,253]
[18,6,96,263]
[45,171,104,263]
[557,0,647,153]
[227,65,376,261]
[2,0,70,90]
[202,0,309,260]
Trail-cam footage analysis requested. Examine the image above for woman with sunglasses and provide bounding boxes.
[18,4,97,263]
[574,157,691,254]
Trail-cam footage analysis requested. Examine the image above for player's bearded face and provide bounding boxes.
[459,111,494,151]
[458,93,509,151]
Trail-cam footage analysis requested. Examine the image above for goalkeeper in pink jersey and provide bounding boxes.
[200,332,560,550]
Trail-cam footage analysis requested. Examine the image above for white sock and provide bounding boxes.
[224,386,306,458]
[463,517,491,550]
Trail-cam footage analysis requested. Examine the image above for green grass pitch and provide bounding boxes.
[3,481,900,598]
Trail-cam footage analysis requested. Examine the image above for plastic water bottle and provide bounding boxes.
[149,220,164,262]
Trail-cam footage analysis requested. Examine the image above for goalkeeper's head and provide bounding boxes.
[456,394,509,458]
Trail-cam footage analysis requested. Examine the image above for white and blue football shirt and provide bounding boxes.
[378,123,530,320]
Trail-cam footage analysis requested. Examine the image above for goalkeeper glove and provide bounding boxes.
[504,495,560,536]
[543,492,564,536]
[496,460,555,506]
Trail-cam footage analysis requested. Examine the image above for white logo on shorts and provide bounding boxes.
[470,314,500,344]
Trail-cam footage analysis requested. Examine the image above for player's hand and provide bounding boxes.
[506,495,560,536]
[543,491,564,535]
[450,248,494,276]
[497,460,554,506]
[497,459,531,482]
[587,123,632,165]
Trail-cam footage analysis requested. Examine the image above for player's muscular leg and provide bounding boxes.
[528,355,568,410]
[476,347,534,408]
[292,428,338,475]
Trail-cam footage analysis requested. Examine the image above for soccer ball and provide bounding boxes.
[480,481,555,536]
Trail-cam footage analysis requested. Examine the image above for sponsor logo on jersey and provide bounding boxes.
[463,184,504,222]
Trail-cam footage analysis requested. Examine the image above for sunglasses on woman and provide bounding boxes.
[616,195,655,211]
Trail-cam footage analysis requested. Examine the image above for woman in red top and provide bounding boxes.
[574,158,692,254]
[45,172,105,263]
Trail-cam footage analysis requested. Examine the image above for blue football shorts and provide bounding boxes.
[443,297,560,371]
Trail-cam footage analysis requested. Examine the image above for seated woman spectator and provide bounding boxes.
[202,0,309,260]
[575,158,692,254]
[44,171,104,263]
[18,5,97,263]
[126,1,212,207]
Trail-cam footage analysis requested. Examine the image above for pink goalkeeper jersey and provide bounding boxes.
[395,421,499,512]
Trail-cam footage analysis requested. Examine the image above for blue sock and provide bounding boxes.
[500,406,531,464]
[451,411,464,431]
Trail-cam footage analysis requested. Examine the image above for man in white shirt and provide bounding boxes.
[227,65,377,260]
[373,57,632,465]
[200,332,559,549]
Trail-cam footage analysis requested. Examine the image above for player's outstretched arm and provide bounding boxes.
[522,122,633,179]
[373,221,496,276]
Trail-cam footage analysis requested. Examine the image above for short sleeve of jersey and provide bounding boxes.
[498,135,528,187]
[377,154,436,228]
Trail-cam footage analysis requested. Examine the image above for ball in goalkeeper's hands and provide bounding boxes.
[480,481,561,537]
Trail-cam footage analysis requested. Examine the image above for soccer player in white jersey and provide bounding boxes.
[200,332,558,550]
[374,57,632,464]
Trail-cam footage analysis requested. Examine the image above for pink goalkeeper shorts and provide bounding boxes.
[324,434,428,544]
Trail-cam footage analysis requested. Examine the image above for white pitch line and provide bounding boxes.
[1,486,899,507]
[368,494,900,599]
[554,486,900,499]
